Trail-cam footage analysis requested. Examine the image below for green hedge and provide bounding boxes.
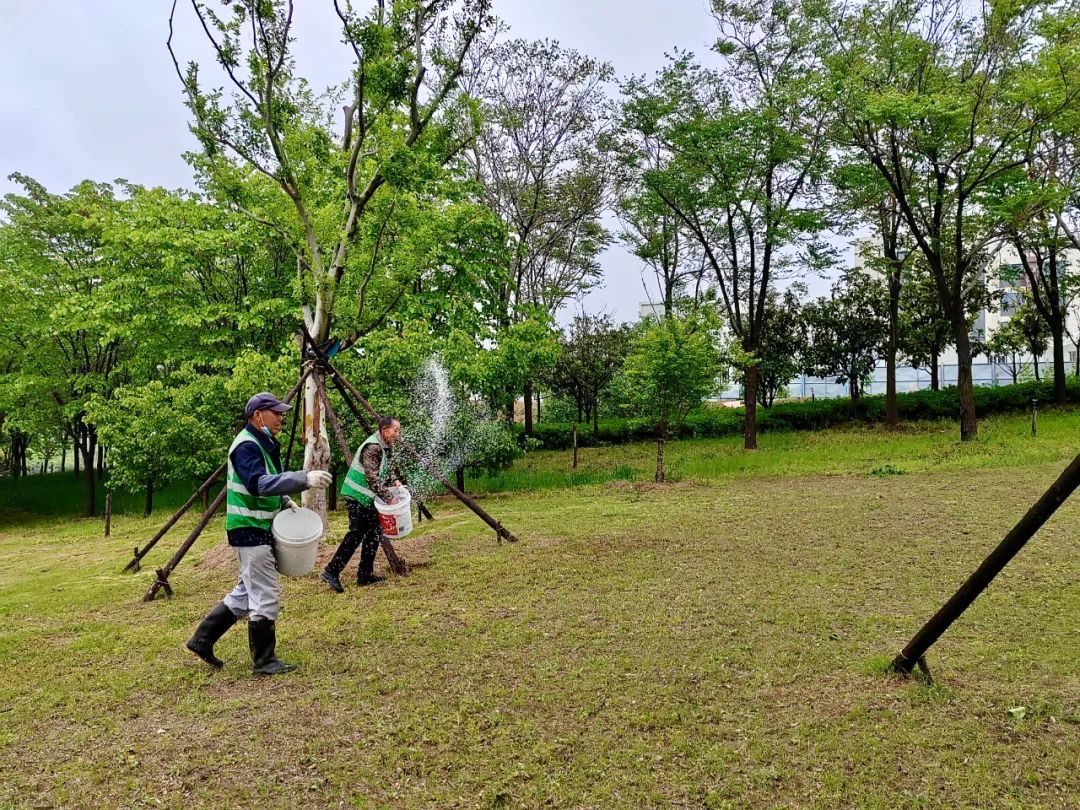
[520,378,1079,449]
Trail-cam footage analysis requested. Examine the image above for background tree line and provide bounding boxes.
[2,0,1079,512]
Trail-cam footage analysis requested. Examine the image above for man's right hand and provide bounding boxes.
[306,470,333,489]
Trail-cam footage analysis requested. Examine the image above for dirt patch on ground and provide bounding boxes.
[196,531,442,575]
[603,480,701,493]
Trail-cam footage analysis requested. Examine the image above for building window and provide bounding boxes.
[1000,291,1023,314]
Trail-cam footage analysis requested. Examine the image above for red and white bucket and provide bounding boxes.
[373,486,413,539]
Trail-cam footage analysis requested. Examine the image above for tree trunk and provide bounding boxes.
[302,367,332,533]
[523,379,534,436]
[81,440,97,518]
[74,432,80,478]
[61,443,66,473]
[1050,322,1067,406]
[953,327,978,441]
[144,481,154,518]
[576,398,583,424]
[455,465,465,493]
[1032,354,1041,382]
[849,373,860,408]
[930,348,940,391]
[885,287,900,426]
[655,434,666,483]
[743,364,759,450]
[572,423,579,469]
[97,444,105,477]
[504,385,515,426]
[592,397,599,437]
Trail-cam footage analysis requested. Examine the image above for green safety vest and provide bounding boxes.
[340,432,389,506]
[225,431,282,532]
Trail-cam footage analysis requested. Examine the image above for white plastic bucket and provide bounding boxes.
[271,506,323,576]
[373,486,413,540]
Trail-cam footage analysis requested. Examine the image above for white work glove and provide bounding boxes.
[306,470,333,489]
[282,496,299,512]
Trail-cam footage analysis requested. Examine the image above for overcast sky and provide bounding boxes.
[0,1,765,323]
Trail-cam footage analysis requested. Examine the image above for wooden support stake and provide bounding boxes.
[889,453,1080,674]
[142,487,227,602]
[104,494,112,537]
[314,374,408,576]
[124,466,224,572]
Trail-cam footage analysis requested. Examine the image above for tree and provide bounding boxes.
[624,311,722,482]
[617,0,833,451]
[463,37,613,432]
[610,101,703,318]
[989,2,1080,402]
[986,317,1028,385]
[542,314,632,435]
[824,0,1080,439]
[734,284,807,409]
[0,177,128,515]
[802,270,888,403]
[170,0,496,523]
[833,158,914,424]
[89,376,234,517]
[897,254,970,392]
[994,198,1079,400]
[1011,296,1052,381]
[1069,318,1080,377]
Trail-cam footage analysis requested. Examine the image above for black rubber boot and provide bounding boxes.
[186,601,239,668]
[249,619,295,676]
[356,535,385,585]
[320,568,345,593]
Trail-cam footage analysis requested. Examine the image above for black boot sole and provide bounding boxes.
[185,640,224,669]
[253,662,296,676]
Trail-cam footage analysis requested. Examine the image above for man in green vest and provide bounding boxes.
[186,391,332,675]
[320,415,403,592]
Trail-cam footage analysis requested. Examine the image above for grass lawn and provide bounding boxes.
[0,412,1077,807]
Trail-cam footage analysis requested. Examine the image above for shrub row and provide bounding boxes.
[519,378,1079,450]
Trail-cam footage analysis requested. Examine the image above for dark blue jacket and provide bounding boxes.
[227,424,307,547]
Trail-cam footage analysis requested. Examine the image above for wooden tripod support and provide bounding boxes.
[300,330,519,544]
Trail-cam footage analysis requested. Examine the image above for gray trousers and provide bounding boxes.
[222,545,281,622]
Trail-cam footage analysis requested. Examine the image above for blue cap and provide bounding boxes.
[245,391,292,418]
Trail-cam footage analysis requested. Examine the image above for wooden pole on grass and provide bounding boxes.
[104,494,112,537]
[889,453,1080,677]
[142,487,227,602]
[124,467,223,572]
